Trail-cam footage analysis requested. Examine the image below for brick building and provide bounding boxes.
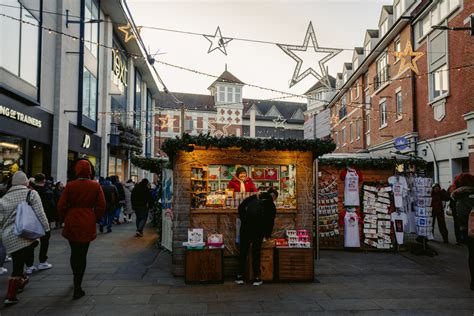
[326,0,473,188]
[155,69,306,156]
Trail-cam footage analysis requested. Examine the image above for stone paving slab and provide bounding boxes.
[0,218,472,315]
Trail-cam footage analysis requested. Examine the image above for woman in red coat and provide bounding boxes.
[58,159,106,299]
[227,167,257,193]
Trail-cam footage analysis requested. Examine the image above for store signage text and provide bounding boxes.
[0,105,42,128]
[112,49,128,87]
[82,134,91,149]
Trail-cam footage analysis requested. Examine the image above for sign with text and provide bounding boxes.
[0,105,42,128]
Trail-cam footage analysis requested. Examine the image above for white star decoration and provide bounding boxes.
[273,115,287,129]
[203,26,233,55]
[278,22,342,88]
[157,115,176,129]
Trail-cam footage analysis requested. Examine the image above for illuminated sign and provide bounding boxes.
[0,105,42,128]
[112,48,128,90]
[82,134,91,149]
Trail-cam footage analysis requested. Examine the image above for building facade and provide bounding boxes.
[155,70,306,157]
[0,0,159,185]
[327,0,473,189]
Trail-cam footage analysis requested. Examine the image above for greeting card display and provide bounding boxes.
[207,233,224,248]
[265,168,278,180]
[252,168,265,180]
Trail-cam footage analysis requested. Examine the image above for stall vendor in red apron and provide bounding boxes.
[228,167,257,193]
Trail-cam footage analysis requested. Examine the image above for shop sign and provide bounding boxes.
[82,134,91,149]
[394,136,409,151]
[0,105,42,128]
[112,49,128,89]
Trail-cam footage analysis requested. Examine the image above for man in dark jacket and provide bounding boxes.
[131,178,153,237]
[27,173,55,272]
[235,188,277,286]
[111,176,126,224]
[431,184,450,243]
[99,177,118,233]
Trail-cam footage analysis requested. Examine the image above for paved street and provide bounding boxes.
[0,220,472,316]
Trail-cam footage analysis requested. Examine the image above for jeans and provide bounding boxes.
[136,210,148,233]
[238,226,264,278]
[0,241,6,267]
[12,243,37,277]
[114,206,122,220]
[39,231,51,263]
[69,241,90,289]
[99,211,115,231]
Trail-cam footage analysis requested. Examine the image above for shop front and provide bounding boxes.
[164,135,335,282]
[0,92,52,189]
[68,123,101,178]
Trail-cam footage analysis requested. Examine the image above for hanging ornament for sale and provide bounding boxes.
[203,26,233,55]
[278,21,342,88]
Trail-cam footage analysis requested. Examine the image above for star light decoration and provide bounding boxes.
[392,40,424,76]
[118,23,142,43]
[278,22,342,88]
[273,115,287,129]
[158,115,176,130]
[203,26,233,55]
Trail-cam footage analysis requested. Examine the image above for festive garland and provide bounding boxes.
[118,123,143,155]
[318,157,427,169]
[161,133,336,162]
[130,155,170,173]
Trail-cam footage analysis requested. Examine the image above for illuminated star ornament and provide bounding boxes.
[273,115,287,129]
[278,22,342,88]
[392,40,424,76]
[203,26,233,55]
[118,23,142,43]
[158,114,176,129]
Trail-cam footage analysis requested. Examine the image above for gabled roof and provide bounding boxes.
[244,103,264,116]
[242,99,306,123]
[208,70,244,90]
[344,63,353,70]
[156,92,215,112]
[265,105,282,117]
[304,75,336,95]
[354,47,364,55]
[366,29,380,38]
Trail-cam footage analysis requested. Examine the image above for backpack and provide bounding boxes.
[14,191,46,240]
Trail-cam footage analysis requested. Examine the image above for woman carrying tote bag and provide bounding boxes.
[0,171,50,306]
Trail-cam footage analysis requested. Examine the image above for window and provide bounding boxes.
[356,119,361,139]
[227,87,234,103]
[366,114,371,133]
[431,4,440,26]
[439,0,448,20]
[379,101,387,128]
[429,30,448,101]
[365,41,371,55]
[134,71,142,129]
[235,87,242,103]
[82,68,97,120]
[394,0,402,20]
[432,65,449,99]
[380,19,389,37]
[355,82,359,99]
[364,72,369,91]
[347,91,351,103]
[396,91,403,118]
[84,0,99,57]
[218,86,225,102]
[365,90,371,109]
[339,96,347,119]
[145,91,152,157]
[341,127,346,145]
[335,132,339,148]
[353,58,359,69]
[349,123,353,142]
[0,0,39,86]
[375,53,389,90]
[394,38,401,62]
[420,15,430,38]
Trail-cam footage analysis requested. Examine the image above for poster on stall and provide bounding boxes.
[161,168,173,251]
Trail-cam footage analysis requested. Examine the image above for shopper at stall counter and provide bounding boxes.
[431,184,450,244]
[235,188,277,286]
[227,167,257,193]
[450,173,474,291]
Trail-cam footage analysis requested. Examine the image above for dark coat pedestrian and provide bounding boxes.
[57,159,106,299]
[431,184,450,243]
[131,179,153,236]
[235,189,277,286]
[99,178,118,233]
[451,173,474,291]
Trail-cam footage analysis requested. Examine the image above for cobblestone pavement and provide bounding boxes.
[0,219,473,316]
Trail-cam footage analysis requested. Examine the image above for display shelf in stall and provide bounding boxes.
[185,248,224,284]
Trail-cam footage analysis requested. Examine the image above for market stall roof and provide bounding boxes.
[318,152,426,169]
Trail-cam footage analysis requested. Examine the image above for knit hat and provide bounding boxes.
[12,171,29,186]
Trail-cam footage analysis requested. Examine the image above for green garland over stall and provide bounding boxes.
[318,156,427,170]
[130,155,169,173]
[117,123,143,155]
[161,134,337,163]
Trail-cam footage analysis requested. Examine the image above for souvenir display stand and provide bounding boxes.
[315,153,427,253]
[163,135,335,280]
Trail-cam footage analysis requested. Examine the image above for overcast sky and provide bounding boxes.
[127,0,393,102]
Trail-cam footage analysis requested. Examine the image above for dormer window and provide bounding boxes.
[380,19,388,37]
[217,85,242,104]
[365,42,371,55]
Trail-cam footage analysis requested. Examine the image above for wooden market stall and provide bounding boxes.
[315,153,427,252]
[161,135,335,281]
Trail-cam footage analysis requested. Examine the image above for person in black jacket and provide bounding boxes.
[99,177,118,233]
[131,178,153,237]
[110,176,126,224]
[235,188,277,286]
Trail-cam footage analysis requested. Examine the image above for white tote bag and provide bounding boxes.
[14,191,45,240]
